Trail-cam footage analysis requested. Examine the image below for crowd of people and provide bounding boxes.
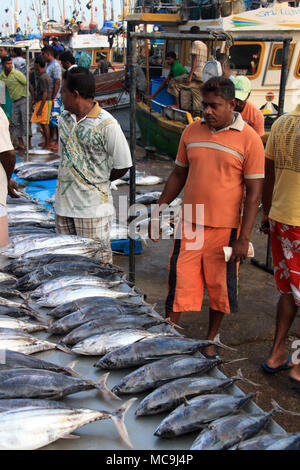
[0,39,299,394]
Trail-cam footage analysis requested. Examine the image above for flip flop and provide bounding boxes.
[261,357,293,374]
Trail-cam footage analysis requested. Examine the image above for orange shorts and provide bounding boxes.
[166,222,240,314]
[31,100,52,125]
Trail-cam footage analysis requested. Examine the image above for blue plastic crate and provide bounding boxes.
[111,238,142,255]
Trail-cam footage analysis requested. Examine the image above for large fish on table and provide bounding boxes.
[232,433,298,450]
[154,393,256,438]
[135,370,258,417]
[16,262,121,290]
[95,336,233,370]
[0,349,78,376]
[0,297,45,323]
[37,285,136,308]
[7,212,55,229]
[0,328,69,355]
[31,275,125,298]
[62,315,162,345]
[3,234,96,258]
[190,400,299,450]
[49,307,154,335]
[48,296,146,319]
[71,329,168,356]
[0,368,118,400]
[21,243,103,260]
[0,273,17,287]
[17,166,58,181]
[6,255,120,278]
[0,287,26,299]
[0,398,136,449]
[111,355,228,395]
[0,316,47,333]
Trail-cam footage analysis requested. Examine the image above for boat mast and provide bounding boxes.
[15,0,20,32]
[103,0,107,22]
[111,0,114,22]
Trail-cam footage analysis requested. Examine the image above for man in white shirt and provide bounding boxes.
[0,107,18,247]
[55,67,132,263]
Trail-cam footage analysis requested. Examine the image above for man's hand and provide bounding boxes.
[8,180,20,198]
[229,237,249,263]
[260,214,270,235]
[37,107,43,117]
[148,217,160,242]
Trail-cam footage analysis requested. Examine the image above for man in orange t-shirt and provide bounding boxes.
[234,75,265,137]
[149,76,265,357]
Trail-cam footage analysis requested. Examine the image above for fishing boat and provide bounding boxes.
[127,0,300,157]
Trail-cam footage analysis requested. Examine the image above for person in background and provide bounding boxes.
[96,53,115,74]
[0,47,12,120]
[149,76,265,358]
[42,46,62,151]
[31,56,52,150]
[11,48,26,76]
[233,76,265,137]
[55,67,132,264]
[0,106,18,247]
[51,37,64,54]
[42,37,50,48]
[149,51,188,109]
[59,50,77,71]
[0,56,28,150]
[261,105,300,389]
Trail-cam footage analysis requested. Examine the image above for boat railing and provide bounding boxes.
[131,0,182,14]
[150,98,193,124]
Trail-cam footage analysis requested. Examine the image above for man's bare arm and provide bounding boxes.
[52,79,60,100]
[230,178,263,261]
[0,150,19,197]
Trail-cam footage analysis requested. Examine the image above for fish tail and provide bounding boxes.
[234,368,261,387]
[271,399,300,416]
[56,343,72,354]
[95,372,121,400]
[110,397,137,448]
[211,334,237,351]
[65,359,81,377]
[26,308,49,325]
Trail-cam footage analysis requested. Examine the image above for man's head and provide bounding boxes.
[0,47,8,59]
[34,55,46,72]
[1,56,13,74]
[42,37,49,46]
[165,51,176,66]
[51,37,59,45]
[233,75,251,113]
[59,50,76,70]
[41,46,55,63]
[201,76,236,130]
[61,66,95,113]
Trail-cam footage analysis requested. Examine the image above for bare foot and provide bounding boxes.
[264,353,293,369]
[202,344,217,357]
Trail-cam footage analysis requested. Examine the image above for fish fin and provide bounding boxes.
[183,396,190,407]
[95,372,121,400]
[211,333,237,351]
[25,308,49,325]
[234,368,260,387]
[110,397,137,448]
[56,343,72,354]
[223,357,248,365]
[271,399,300,416]
[164,316,184,330]
[60,433,80,440]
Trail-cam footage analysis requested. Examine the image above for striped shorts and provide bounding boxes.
[55,214,113,264]
[166,222,240,314]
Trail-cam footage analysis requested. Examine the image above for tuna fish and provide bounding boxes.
[37,285,135,308]
[95,336,233,370]
[0,398,136,449]
[0,297,45,323]
[0,273,17,286]
[0,317,47,333]
[17,167,58,181]
[190,399,298,450]
[62,315,161,346]
[21,244,102,260]
[0,349,78,376]
[0,368,119,400]
[154,393,256,438]
[264,433,300,450]
[135,369,258,417]
[0,287,26,299]
[111,355,231,395]
[232,433,295,450]
[48,308,147,335]
[31,275,124,298]
[71,329,168,356]
[0,328,69,355]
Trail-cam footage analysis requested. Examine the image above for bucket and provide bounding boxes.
[150,77,175,113]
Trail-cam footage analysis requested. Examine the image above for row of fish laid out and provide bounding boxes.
[14,161,59,181]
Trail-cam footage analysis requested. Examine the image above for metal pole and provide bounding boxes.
[129,30,137,284]
[278,39,291,117]
[25,46,30,162]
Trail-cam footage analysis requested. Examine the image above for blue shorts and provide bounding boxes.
[50,97,62,128]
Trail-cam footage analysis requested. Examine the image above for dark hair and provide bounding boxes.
[14,47,22,56]
[34,55,46,68]
[201,76,235,101]
[43,37,49,43]
[41,46,55,57]
[59,50,75,65]
[216,52,229,66]
[1,55,12,64]
[166,51,176,60]
[63,66,95,99]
